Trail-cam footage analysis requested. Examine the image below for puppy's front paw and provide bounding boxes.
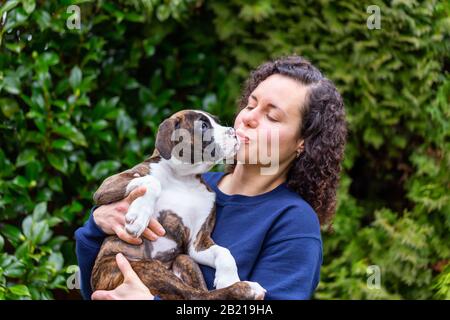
[125,210,138,225]
[124,200,152,238]
[243,281,266,300]
[125,214,149,238]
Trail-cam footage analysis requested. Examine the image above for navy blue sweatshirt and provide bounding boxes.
[75,171,323,300]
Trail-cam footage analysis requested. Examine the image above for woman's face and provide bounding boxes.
[234,74,308,169]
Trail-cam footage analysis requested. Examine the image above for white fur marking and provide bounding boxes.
[125,175,162,237]
[151,237,178,258]
[189,244,240,289]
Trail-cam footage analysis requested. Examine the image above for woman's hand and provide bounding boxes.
[93,186,166,245]
[91,253,154,300]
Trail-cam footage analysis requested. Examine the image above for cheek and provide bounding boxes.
[234,113,243,129]
[268,127,298,157]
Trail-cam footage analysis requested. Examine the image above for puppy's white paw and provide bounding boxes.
[125,210,138,225]
[124,199,152,238]
[125,213,150,238]
[243,281,266,300]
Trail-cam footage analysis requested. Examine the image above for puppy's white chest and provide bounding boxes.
[155,180,215,236]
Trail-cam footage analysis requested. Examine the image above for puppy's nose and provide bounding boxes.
[226,127,236,136]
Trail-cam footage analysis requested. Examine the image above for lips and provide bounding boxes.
[236,129,250,144]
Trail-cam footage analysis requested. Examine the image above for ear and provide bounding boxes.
[155,118,176,160]
[296,139,305,153]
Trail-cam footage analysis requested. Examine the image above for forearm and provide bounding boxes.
[74,207,106,299]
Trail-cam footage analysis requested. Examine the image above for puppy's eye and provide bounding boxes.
[175,119,181,129]
[201,121,208,130]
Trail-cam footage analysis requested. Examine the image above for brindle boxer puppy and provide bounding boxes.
[91,110,266,300]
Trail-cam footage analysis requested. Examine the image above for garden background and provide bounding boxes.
[0,0,448,299]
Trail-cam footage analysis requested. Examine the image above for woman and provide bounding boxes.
[75,55,347,300]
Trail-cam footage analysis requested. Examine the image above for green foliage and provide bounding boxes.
[0,0,449,299]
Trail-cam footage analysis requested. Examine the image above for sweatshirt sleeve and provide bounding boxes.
[249,236,322,300]
[74,206,106,300]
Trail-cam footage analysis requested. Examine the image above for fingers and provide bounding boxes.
[142,218,166,241]
[116,253,139,283]
[142,228,159,241]
[125,186,147,204]
[148,218,166,236]
[91,290,116,300]
[113,224,142,245]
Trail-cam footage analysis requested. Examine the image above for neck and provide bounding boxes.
[221,161,291,196]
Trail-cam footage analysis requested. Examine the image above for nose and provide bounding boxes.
[242,109,259,128]
[225,127,235,136]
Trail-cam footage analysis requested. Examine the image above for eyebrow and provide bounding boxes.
[250,94,286,115]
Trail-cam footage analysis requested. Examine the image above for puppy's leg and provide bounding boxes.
[188,210,266,299]
[124,175,161,237]
[93,161,152,205]
[172,254,208,291]
[189,209,239,288]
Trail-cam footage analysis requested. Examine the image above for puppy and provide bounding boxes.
[91,110,266,299]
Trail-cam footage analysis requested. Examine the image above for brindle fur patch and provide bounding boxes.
[172,254,208,291]
[193,205,216,252]
[93,154,161,205]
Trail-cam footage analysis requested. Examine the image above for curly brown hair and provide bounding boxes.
[228,55,347,226]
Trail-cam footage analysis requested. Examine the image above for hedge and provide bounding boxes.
[0,0,448,299]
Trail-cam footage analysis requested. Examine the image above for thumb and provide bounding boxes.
[125,186,147,204]
[91,290,115,300]
[116,253,140,283]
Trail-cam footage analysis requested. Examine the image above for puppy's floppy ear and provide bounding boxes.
[155,118,176,160]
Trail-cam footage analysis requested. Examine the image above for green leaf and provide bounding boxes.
[5,42,24,54]
[32,202,47,221]
[116,109,134,138]
[0,224,23,245]
[22,0,35,15]
[51,139,74,152]
[0,98,20,118]
[69,66,82,89]
[53,124,87,147]
[47,217,62,227]
[8,285,30,297]
[47,153,68,174]
[22,216,33,239]
[12,175,29,188]
[48,176,62,192]
[48,252,64,271]
[31,220,50,245]
[2,75,21,95]
[0,234,4,251]
[4,260,26,278]
[34,9,51,30]
[156,4,171,21]
[16,149,37,167]
[91,160,121,179]
[0,1,20,16]
[47,236,67,250]
[40,52,59,66]
[15,241,30,259]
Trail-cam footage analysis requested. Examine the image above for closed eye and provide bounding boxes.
[266,114,279,122]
